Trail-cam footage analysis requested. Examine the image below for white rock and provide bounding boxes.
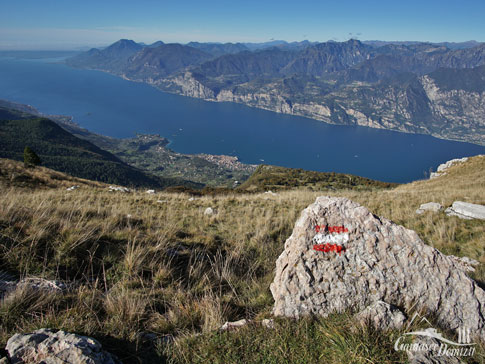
[204,207,217,216]
[355,301,406,331]
[261,319,275,329]
[17,278,67,293]
[430,157,468,179]
[220,319,248,331]
[270,196,485,341]
[416,202,443,214]
[108,186,130,193]
[66,185,79,191]
[445,207,473,220]
[445,201,485,220]
[437,158,468,173]
[1,275,67,298]
[6,328,121,364]
[146,189,155,194]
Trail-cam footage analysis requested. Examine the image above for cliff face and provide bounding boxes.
[156,71,485,145]
[420,75,485,144]
[158,72,216,99]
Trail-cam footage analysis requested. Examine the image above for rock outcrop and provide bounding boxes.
[159,72,216,99]
[270,196,485,341]
[416,202,443,214]
[6,329,121,364]
[445,201,485,220]
[0,274,67,298]
[430,157,468,179]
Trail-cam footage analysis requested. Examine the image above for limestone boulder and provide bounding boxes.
[270,196,485,341]
[416,202,443,214]
[1,274,67,299]
[445,201,485,220]
[204,207,217,216]
[219,319,247,331]
[108,186,130,193]
[6,329,121,364]
[261,319,275,329]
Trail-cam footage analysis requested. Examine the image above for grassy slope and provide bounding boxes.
[0,158,107,189]
[0,156,483,363]
[238,164,398,192]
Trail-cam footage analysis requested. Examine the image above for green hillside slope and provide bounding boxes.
[238,164,398,192]
[0,116,201,189]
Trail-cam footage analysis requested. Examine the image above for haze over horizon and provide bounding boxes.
[1,0,484,50]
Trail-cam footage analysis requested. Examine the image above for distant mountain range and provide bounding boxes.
[66,39,485,145]
[362,40,481,50]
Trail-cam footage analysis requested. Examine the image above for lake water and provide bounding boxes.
[0,55,484,183]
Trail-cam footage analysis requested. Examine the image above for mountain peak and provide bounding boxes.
[107,39,143,51]
[117,39,137,44]
[148,40,165,48]
[346,38,362,45]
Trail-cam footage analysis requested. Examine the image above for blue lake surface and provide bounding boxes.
[0,56,484,183]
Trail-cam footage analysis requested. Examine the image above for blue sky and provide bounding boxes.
[0,0,484,49]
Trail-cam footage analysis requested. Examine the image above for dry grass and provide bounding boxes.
[0,158,107,189]
[0,155,484,362]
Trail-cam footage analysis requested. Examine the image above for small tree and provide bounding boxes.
[23,146,41,167]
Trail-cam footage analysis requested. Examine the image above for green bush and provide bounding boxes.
[23,146,41,167]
